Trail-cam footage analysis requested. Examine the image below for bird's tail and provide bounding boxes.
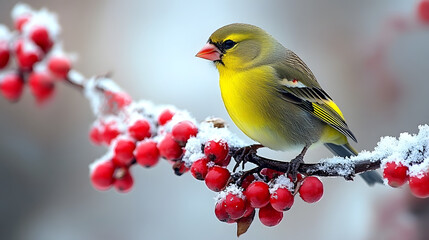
[324,142,383,186]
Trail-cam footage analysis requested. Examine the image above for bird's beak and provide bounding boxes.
[196,43,221,61]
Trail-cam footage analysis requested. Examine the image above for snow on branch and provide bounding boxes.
[2,3,429,237]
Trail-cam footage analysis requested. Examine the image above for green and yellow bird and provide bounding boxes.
[196,23,381,185]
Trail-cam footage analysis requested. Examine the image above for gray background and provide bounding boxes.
[1,0,428,239]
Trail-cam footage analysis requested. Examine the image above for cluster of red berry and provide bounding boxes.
[383,161,429,198]
[89,108,183,192]
[211,171,323,227]
[0,4,71,103]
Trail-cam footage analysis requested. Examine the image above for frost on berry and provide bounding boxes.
[245,181,270,208]
[205,166,230,192]
[190,157,209,180]
[158,133,183,160]
[259,204,283,227]
[0,73,24,102]
[269,175,295,211]
[204,139,229,165]
[299,176,324,203]
[28,71,55,103]
[135,139,160,168]
[383,161,409,187]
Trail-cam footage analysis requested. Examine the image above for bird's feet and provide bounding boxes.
[287,155,304,181]
[232,144,264,172]
[287,145,309,181]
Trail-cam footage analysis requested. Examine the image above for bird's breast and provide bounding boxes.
[218,66,317,150]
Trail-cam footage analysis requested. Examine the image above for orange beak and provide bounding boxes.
[196,43,221,61]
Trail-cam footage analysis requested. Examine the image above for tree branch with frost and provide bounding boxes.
[2,3,429,238]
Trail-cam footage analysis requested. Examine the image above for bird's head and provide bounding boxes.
[196,23,277,70]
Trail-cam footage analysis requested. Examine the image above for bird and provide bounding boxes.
[196,23,382,185]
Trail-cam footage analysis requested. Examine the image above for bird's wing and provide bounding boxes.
[272,52,357,142]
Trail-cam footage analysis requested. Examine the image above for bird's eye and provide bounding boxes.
[222,40,236,50]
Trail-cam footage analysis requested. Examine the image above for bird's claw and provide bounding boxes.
[232,144,263,172]
[287,155,304,181]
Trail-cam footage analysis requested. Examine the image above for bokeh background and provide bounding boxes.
[1,0,429,239]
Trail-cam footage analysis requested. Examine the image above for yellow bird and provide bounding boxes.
[196,23,381,185]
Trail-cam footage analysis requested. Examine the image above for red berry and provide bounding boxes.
[30,26,53,52]
[241,174,255,189]
[158,109,174,125]
[114,168,134,193]
[135,139,160,168]
[225,193,246,219]
[89,125,103,145]
[158,133,183,160]
[0,73,24,101]
[205,166,230,192]
[245,181,270,208]
[17,44,41,70]
[242,200,255,218]
[172,120,198,143]
[215,198,230,223]
[172,160,189,175]
[101,121,121,144]
[217,155,231,167]
[105,91,132,109]
[15,14,31,32]
[113,139,136,166]
[409,172,429,198]
[204,139,229,165]
[90,160,116,191]
[259,204,283,227]
[299,176,324,203]
[28,71,55,103]
[418,0,429,23]
[14,39,24,55]
[0,41,10,69]
[261,168,284,180]
[47,56,71,79]
[270,187,294,211]
[190,157,210,180]
[128,119,151,141]
[383,162,409,187]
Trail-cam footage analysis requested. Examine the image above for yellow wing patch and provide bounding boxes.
[325,100,344,120]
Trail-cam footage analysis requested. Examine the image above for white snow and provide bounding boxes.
[0,25,11,41]
[321,125,429,178]
[11,3,33,20]
[270,175,294,192]
[88,150,114,174]
[215,184,245,203]
[21,6,61,41]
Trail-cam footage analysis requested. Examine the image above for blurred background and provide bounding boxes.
[1,0,429,239]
